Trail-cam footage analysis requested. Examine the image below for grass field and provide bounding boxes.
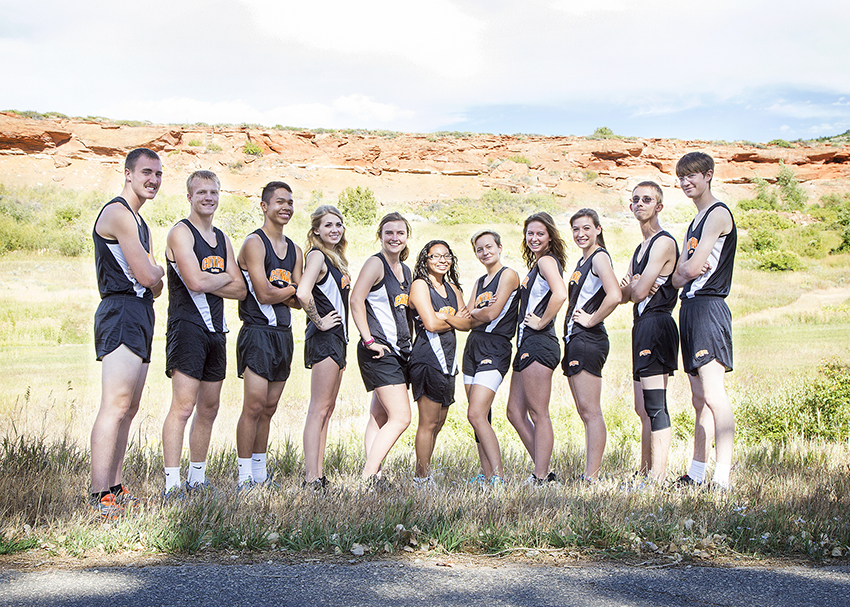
[1,187,849,563]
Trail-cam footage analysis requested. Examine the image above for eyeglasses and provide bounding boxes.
[630,196,656,204]
[427,254,453,261]
[678,173,702,183]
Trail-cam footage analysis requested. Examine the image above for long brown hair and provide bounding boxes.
[375,212,412,262]
[306,205,349,275]
[570,208,606,249]
[521,212,567,269]
[413,240,461,289]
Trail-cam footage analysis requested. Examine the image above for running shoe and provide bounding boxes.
[111,485,139,507]
[468,474,487,486]
[90,493,123,520]
[674,474,702,488]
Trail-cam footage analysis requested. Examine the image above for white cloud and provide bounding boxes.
[765,101,847,120]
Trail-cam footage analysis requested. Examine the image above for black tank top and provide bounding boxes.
[680,202,737,299]
[238,229,297,327]
[364,252,412,359]
[471,267,519,340]
[630,231,679,320]
[304,248,350,343]
[411,279,460,376]
[517,254,562,346]
[93,196,154,302]
[166,219,228,333]
[564,248,612,341]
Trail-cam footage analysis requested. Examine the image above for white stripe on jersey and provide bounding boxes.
[636,275,668,317]
[566,266,602,340]
[318,272,347,342]
[367,286,398,355]
[426,329,450,375]
[519,272,551,345]
[484,290,516,334]
[106,242,146,298]
[683,235,726,299]
[169,260,220,332]
[242,269,277,326]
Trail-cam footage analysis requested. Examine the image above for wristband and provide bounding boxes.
[361,337,375,347]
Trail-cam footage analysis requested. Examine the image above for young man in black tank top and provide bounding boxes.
[161,171,245,497]
[671,152,737,490]
[90,148,165,517]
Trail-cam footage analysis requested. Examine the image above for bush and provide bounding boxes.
[338,186,377,226]
[736,209,794,231]
[768,139,793,148]
[737,177,777,211]
[243,141,262,156]
[507,155,531,166]
[588,126,618,140]
[205,143,222,153]
[776,163,808,210]
[187,139,202,147]
[744,227,779,252]
[756,250,803,271]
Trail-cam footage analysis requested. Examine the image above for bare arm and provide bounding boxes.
[238,235,296,306]
[469,268,520,328]
[410,279,451,333]
[672,206,731,288]
[438,283,473,332]
[166,223,234,294]
[211,234,246,300]
[350,256,390,358]
[296,250,341,331]
[284,244,304,309]
[619,257,635,305]
[96,204,164,289]
[629,236,677,302]
[524,256,566,330]
[574,253,621,329]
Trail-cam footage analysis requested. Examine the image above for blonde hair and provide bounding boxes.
[306,205,349,275]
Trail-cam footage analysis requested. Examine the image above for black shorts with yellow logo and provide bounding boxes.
[462,331,512,379]
[679,296,733,375]
[236,324,293,383]
[512,332,560,372]
[632,312,678,381]
[562,327,609,378]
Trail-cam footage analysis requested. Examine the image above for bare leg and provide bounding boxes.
[364,392,387,462]
[568,370,606,480]
[303,358,343,482]
[687,372,714,465]
[162,371,201,468]
[188,379,222,463]
[414,395,445,478]
[505,370,535,457]
[697,360,734,467]
[91,345,147,493]
[237,369,285,458]
[632,380,650,476]
[361,384,410,479]
[466,383,502,479]
[521,362,555,479]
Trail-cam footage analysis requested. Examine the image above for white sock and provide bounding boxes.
[688,460,707,483]
[252,453,268,483]
[237,458,253,485]
[187,461,206,487]
[712,462,731,488]
[164,467,181,491]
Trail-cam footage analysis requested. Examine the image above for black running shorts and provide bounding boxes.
[562,327,609,378]
[679,296,733,375]
[632,312,678,380]
[512,332,560,372]
[462,331,512,378]
[357,343,409,391]
[165,320,227,382]
[304,330,347,370]
[236,324,293,382]
[94,294,155,363]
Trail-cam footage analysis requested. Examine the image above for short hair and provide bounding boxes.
[570,208,607,249]
[124,148,159,171]
[186,170,220,195]
[676,152,714,178]
[261,181,293,204]
[633,181,663,204]
[375,212,412,262]
[521,212,567,270]
[470,229,501,251]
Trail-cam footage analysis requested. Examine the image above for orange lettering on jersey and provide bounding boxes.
[269,268,292,284]
[687,237,698,256]
[695,349,709,358]
[480,358,493,365]
[394,293,409,307]
[340,274,351,289]
[475,291,495,308]
[569,270,581,285]
[639,349,651,357]
[201,256,225,273]
[438,306,456,316]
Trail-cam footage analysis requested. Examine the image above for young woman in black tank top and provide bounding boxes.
[296,205,350,490]
[409,240,472,484]
[350,213,414,484]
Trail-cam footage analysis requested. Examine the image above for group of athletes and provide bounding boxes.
[88,147,737,517]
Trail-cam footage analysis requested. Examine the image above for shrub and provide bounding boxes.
[776,163,808,210]
[582,170,598,183]
[768,139,793,148]
[507,155,532,166]
[243,141,262,156]
[756,250,803,271]
[338,186,377,226]
[745,227,779,252]
[738,177,777,211]
[736,210,793,231]
[205,143,222,153]
[588,126,618,140]
[187,139,202,147]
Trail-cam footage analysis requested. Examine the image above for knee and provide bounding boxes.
[643,389,671,432]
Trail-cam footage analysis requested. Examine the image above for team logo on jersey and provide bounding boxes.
[269,268,292,284]
[201,256,225,273]
[695,349,709,358]
[394,293,409,308]
[632,273,641,282]
[569,270,581,286]
[687,237,698,256]
[438,306,456,316]
[521,276,529,289]
[475,291,495,308]
[480,358,493,365]
[520,352,529,360]
[639,349,651,357]
[341,274,351,290]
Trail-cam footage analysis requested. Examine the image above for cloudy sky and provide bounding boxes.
[1,0,849,141]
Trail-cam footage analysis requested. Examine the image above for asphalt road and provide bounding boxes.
[1,558,849,607]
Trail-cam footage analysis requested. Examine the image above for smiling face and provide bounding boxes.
[125,156,162,202]
[262,187,294,226]
[571,216,601,251]
[525,221,551,258]
[379,220,408,256]
[474,233,502,268]
[678,170,712,200]
[426,243,452,277]
[315,212,344,247]
[187,177,220,218]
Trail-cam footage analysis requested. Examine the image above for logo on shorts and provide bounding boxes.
[521,353,529,360]
[394,293,409,308]
[639,349,651,357]
[202,255,225,273]
[480,358,492,365]
[687,237,698,256]
[569,360,579,367]
[569,270,581,286]
[475,291,495,308]
[341,274,351,289]
[269,268,292,285]
[695,349,709,358]
[438,306,456,316]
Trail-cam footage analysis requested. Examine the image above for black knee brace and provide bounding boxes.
[643,389,670,431]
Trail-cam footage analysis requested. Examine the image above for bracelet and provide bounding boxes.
[361,337,375,347]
